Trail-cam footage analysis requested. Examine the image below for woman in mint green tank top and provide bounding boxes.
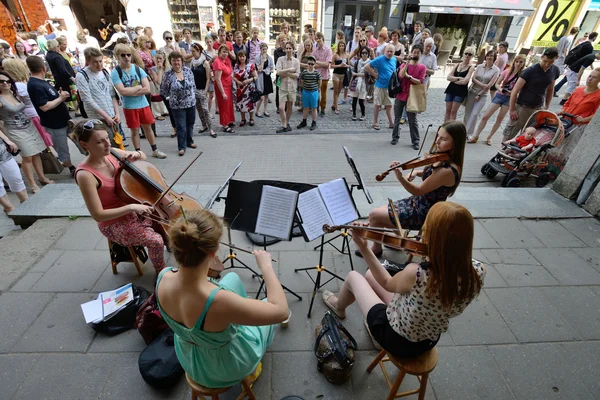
[156,209,289,388]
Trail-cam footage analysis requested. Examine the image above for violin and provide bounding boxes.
[375,153,450,182]
[323,224,428,256]
[110,149,204,242]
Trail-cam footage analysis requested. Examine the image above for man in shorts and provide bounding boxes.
[298,56,321,131]
[364,44,396,130]
[275,40,300,133]
[111,43,166,158]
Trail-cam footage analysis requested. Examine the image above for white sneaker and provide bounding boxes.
[152,149,167,159]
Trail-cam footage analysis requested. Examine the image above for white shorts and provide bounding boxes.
[0,158,26,197]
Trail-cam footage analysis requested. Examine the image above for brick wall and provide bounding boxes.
[0,0,49,49]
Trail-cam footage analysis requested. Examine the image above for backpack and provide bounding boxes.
[76,68,120,119]
[314,311,358,385]
[116,64,153,105]
[138,328,184,389]
[91,284,151,335]
[565,42,590,66]
[135,291,170,345]
[388,65,403,98]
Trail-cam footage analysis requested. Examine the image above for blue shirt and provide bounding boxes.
[369,55,397,89]
[111,66,149,110]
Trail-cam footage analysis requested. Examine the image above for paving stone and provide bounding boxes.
[572,247,600,273]
[553,341,600,396]
[480,248,540,265]
[430,346,515,400]
[485,287,580,343]
[91,261,160,293]
[0,292,53,352]
[281,250,336,293]
[472,249,490,263]
[521,220,587,248]
[559,218,600,247]
[0,354,39,399]
[529,248,600,285]
[480,263,508,288]
[30,250,109,292]
[351,350,437,400]
[538,286,600,340]
[272,351,354,399]
[98,352,188,399]
[88,329,148,353]
[54,218,104,250]
[473,220,500,249]
[29,249,64,273]
[489,343,595,400]
[447,291,517,345]
[494,263,560,287]
[13,293,97,352]
[478,218,545,248]
[13,353,118,400]
[10,272,44,292]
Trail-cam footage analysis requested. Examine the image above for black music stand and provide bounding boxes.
[224,180,302,301]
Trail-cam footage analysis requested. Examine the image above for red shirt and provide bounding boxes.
[562,86,600,125]
[213,40,234,53]
[396,63,427,102]
[515,135,536,148]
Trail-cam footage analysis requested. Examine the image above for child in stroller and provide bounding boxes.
[502,127,537,158]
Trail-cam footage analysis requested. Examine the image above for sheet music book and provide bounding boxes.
[297,178,359,242]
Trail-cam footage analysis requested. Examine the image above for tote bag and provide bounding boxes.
[40,148,64,174]
[406,83,427,113]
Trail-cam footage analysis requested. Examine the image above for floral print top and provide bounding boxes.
[160,66,196,110]
[386,259,486,342]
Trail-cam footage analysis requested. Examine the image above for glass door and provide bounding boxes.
[358,4,377,32]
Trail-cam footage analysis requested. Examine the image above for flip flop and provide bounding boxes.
[210,132,218,138]
[38,178,55,186]
[239,120,247,127]
[373,124,380,130]
[222,126,235,133]
[249,120,255,126]
[156,116,165,121]
[322,290,346,319]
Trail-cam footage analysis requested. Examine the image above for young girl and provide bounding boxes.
[191,43,216,138]
[349,47,370,121]
[331,40,349,114]
[204,35,218,116]
[155,50,176,137]
[323,201,485,358]
[73,119,166,273]
[156,209,288,388]
[358,120,466,258]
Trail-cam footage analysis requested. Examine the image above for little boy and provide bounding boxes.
[503,127,537,157]
[297,55,322,131]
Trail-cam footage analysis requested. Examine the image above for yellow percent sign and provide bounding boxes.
[532,0,581,47]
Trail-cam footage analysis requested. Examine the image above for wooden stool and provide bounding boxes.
[367,348,438,400]
[107,239,144,276]
[186,370,257,400]
[405,228,424,263]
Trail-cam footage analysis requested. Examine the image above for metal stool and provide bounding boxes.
[367,347,438,400]
[107,239,145,276]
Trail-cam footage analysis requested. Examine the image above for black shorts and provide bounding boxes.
[366,304,439,359]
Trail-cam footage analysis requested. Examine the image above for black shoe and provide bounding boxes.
[286,125,292,132]
[320,110,325,117]
[354,249,383,258]
[391,138,398,145]
[276,126,287,133]
[352,115,357,121]
[297,120,307,129]
[276,109,280,114]
[553,93,558,98]
[412,143,420,150]
[559,99,567,105]
[310,121,317,130]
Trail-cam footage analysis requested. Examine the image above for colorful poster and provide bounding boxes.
[198,6,214,37]
[532,0,582,47]
[252,8,266,40]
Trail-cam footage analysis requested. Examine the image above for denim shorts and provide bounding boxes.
[491,92,510,106]
[445,93,466,104]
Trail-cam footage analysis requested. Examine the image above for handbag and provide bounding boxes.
[138,328,184,389]
[91,284,151,335]
[39,148,64,174]
[135,291,170,345]
[314,311,358,385]
[406,83,427,113]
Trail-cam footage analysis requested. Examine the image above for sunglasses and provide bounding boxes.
[464,52,473,56]
[0,79,10,84]
[120,53,132,58]
[307,62,315,66]
[82,119,102,131]
[165,37,173,40]
[361,52,369,55]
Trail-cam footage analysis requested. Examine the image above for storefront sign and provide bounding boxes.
[198,6,213,37]
[420,5,531,15]
[532,0,581,47]
[251,8,266,40]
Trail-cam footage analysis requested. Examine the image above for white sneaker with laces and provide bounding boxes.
[152,149,167,159]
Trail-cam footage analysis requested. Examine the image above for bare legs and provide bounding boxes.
[373,105,393,128]
[332,78,343,112]
[130,124,158,151]
[473,103,509,145]
[367,206,395,253]
[327,270,392,318]
[486,106,509,144]
[0,189,27,213]
[20,155,52,193]
[444,101,461,122]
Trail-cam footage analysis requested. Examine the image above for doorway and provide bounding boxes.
[332,2,379,43]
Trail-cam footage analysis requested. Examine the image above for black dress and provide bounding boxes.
[262,59,274,96]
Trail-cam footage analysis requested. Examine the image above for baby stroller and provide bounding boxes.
[481,110,566,187]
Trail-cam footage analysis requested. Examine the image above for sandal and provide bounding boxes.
[210,132,218,138]
[222,126,235,133]
[228,122,235,128]
[198,127,208,133]
[486,137,493,146]
[467,136,479,144]
[322,290,346,319]
[263,112,270,117]
[256,112,263,118]
[32,185,41,194]
[170,129,177,138]
[178,150,185,156]
[334,109,340,115]
[373,124,380,130]
[38,178,55,186]
[239,120,247,127]
[249,119,255,126]
[187,143,197,149]
[156,116,165,121]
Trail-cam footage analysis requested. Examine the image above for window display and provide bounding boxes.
[169,0,201,39]
[221,0,250,33]
[269,0,301,43]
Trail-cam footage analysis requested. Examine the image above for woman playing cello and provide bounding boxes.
[73,119,166,273]
[357,120,466,258]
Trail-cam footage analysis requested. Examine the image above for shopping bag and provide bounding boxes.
[40,148,64,174]
[406,83,427,113]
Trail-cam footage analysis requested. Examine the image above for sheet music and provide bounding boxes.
[255,185,298,240]
[318,178,359,226]
[298,188,334,242]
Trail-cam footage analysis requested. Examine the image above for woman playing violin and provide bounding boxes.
[358,120,466,258]
[322,202,486,358]
[73,119,166,273]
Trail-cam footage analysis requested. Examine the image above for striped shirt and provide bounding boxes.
[300,69,321,91]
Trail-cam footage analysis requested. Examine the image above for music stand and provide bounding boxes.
[224,180,302,301]
[294,178,359,317]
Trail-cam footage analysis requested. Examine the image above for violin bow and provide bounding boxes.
[152,151,204,208]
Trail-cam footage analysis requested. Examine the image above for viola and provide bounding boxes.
[323,224,428,256]
[110,149,204,242]
[375,153,450,182]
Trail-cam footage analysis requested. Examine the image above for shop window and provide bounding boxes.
[220,0,250,33]
[169,0,202,39]
[269,0,300,43]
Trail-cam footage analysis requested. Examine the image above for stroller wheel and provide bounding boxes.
[481,163,490,176]
[507,178,521,187]
[501,175,509,187]
[486,168,498,179]
[536,173,551,188]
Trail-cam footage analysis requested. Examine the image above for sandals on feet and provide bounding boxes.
[210,131,218,138]
[263,112,270,117]
[322,290,346,319]
[198,127,208,133]
[334,109,340,115]
[38,178,55,186]
[239,120,247,127]
[222,126,235,133]
[156,116,165,121]
[249,119,255,126]
[486,138,493,146]
[373,124,380,130]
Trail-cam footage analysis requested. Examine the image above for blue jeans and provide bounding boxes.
[171,107,196,151]
[554,76,567,94]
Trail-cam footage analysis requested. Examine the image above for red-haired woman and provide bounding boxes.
[322,201,486,358]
